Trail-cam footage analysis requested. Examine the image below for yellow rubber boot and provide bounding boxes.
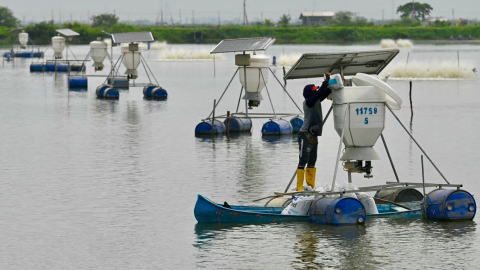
[296,169,305,191]
[306,167,316,189]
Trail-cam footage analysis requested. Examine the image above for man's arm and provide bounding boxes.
[305,81,331,108]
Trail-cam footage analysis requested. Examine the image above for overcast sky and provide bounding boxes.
[4,0,479,24]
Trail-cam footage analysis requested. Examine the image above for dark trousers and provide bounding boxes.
[298,132,317,167]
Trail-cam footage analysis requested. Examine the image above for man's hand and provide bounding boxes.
[325,71,331,81]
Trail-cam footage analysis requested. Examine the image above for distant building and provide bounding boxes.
[299,12,335,27]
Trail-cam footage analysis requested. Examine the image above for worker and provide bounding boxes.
[297,72,331,191]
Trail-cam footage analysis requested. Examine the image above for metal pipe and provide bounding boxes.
[206,68,239,119]
[331,105,349,190]
[140,54,160,85]
[211,99,216,134]
[236,86,244,113]
[284,170,297,193]
[381,133,400,182]
[268,68,303,113]
[421,155,427,215]
[260,69,276,118]
[386,105,450,184]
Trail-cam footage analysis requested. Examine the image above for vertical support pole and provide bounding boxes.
[457,50,460,67]
[226,111,230,136]
[260,69,276,118]
[210,99,216,135]
[405,52,410,73]
[409,81,413,116]
[421,155,427,216]
[331,104,349,190]
[236,86,244,113]
[348,171,352,183]
[282,66,286,87]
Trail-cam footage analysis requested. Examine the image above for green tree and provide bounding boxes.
[331,11,373,27]
[91,13,119,27]
[397,2,433,21]
[0,6,19,27]
[278,14,291,27]
[264,19,272,27]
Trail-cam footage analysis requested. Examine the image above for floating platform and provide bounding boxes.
[3,51,44,58]
[29,62,85,72]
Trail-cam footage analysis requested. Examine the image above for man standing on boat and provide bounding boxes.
[297,72,331,191]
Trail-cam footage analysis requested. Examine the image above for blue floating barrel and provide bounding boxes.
[30,63,45,72]
[424,189,476,221]
[310,197,366,225]
[107,77,129,88]
[68,76,88,88]
[195,120,226,135]
[143,85,168,99]
[45,62,56,71]
[56,64,69,72]
[33,52,44,58]
[224,117,252,132]
[3,52,11,57]
[261,119,293,135]
[15,52,33,58]
[290,116,304,133]
[70,63,85,72]
[272,56,277,66]
[96,84,119,99]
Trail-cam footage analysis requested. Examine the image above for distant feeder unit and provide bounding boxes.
[19,30,29,49]
[52,35,66,59]
[96,84,119,99]
[143,84,168,99]
[261,119,293,135]
[90,38,108,71]
[195,120,226,135]
[121,43,141,79]
[238,54,269,109]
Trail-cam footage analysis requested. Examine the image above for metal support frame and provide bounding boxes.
[331,104,349,190]
[386,105,450,184]
[206,68,239,119]
[381,133,400,182]
[269,67,303,114]
[260,69,276,118]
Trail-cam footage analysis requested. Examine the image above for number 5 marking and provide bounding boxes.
[364,118,369,124]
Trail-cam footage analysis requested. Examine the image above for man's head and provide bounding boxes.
[303,84,319,99]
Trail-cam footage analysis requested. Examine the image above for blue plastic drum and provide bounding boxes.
[224,117,252,132]
[45,63,56,71]
[195,120,226,135]
[96,84,119,99]
[290,116,304,132]
[424,189,476,221]
[30,63,45,72]
[143,85,168,99]
[261,119,293,135]
[15,52,33,58]
[56,64,69,72]
[310,197,366,225]
[70,64,85,72]
[68,77,88,88]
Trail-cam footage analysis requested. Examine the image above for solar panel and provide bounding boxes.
[111,32,154,43]
[211,37,276,54]
[284,49,400,80]
[55,29,80,37]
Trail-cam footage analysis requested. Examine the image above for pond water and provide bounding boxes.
[0,42,479,269]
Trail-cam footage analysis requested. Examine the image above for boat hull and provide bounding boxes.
[194,194,423,224]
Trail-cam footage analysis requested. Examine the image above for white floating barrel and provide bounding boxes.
[52,36,65,59]
[96,84,119,99]
[143,84,168,99]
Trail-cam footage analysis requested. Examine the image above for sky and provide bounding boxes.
[3,0,480,24]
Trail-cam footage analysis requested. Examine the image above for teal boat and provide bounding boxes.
[194,194,423,224]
